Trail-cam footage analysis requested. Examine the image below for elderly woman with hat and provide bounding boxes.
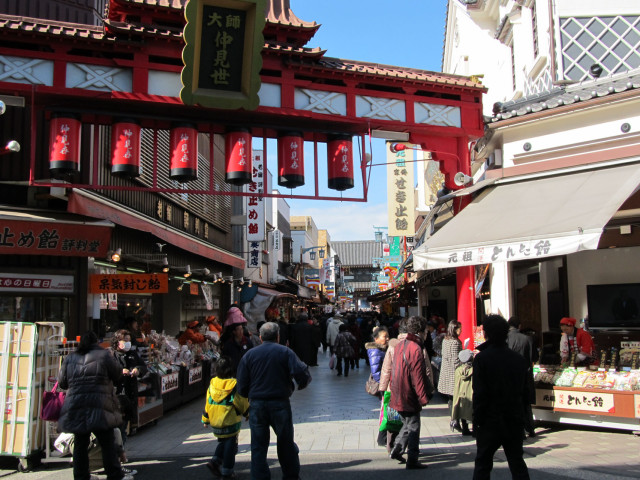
[559,317,595,364]
[221,305,253,372]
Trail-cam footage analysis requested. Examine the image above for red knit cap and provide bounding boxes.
[559,317,576,326]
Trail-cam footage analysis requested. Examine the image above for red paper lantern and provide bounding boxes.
[111,119,141,178]
[49,115,81,176]
[327,134,354,191]
[277,132,305,188]
[169,124,198,182]
[225,129,252,186]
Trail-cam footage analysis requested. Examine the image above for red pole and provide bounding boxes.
[454,136,476,347]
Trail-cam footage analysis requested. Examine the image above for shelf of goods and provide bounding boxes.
[0,322,67,472]
[136,374,163,428]
[532,365,640,431]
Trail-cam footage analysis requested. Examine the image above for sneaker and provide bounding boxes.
[123,475,135,480]
[122,466,137,475]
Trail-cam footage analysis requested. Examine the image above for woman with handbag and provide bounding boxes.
[366,326,389,447]
[57,331,133,480]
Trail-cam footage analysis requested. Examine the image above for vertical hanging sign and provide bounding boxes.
[246,150,264,269]
[387,142,416,237]
[181,0,265,110]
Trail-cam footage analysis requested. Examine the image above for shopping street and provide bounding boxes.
[1,350,639,480]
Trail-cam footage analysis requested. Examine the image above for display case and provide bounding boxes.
[136,372,162,428]
[532,363,640,431]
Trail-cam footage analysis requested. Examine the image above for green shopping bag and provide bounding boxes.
[379,391,403,433]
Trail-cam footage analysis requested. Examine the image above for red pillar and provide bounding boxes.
[454,136,476,347]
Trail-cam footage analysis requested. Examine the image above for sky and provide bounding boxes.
[278,0,448,241]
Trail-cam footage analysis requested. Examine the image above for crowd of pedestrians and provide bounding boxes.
[56,307,537,480]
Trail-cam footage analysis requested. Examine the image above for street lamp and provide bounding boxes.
[373,226,388,243]
[300,245,325,263]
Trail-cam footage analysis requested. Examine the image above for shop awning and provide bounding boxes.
[0,208,113,257]
[413,163,640,270]
[68,190,245,269]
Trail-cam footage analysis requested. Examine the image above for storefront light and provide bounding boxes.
[111,248,122,262]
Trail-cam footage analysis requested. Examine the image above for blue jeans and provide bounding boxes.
[249,399,300,480]
[213,435,238,475]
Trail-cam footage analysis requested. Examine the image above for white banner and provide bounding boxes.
[413,233,602,270]
[273,229,281,251]
[201,283,213,310]
[387,142,415,237]
[247,241,261,269]
[0,273,74,293]
[246,150,265,242]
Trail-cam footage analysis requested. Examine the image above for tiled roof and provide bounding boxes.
[315,57,485,89]
[347,281,374,291]
[492,68,640,122]
[0,14,110,41]
[264,42,325,58]
[112,0,185,10]
[333,240,383,267]
[104,19,182,39]
[265,1,317,29]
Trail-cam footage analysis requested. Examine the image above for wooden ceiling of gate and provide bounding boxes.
[0,0,485,140]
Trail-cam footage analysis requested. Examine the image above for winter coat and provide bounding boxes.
[379,334,405,392]
[334,331,355,358]
[201,376,249,438]
[57,344,123,435]
[507,327,536,404]
[289,320,314,366]
[326,317,343,346]
[389,333,429,414]
[451,363,473,422]
[111,347,148,421]
[365,342,386,382]
[472,341,530,428]
[222,335,253,373]
[438,337,462,396]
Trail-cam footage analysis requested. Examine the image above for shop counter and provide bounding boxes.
[533,385,640,431]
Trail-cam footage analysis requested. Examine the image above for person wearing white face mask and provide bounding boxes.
[110,329,147,470]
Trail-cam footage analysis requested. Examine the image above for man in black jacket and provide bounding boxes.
[237,322,311,480]
[507,316,538,437]
[473,315,531,480]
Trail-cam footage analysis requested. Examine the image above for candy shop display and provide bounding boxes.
[534,364,640,391]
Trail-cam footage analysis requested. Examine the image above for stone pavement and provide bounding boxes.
[2,349,639,479]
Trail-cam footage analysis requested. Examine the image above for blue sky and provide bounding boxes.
[275,1,447,241]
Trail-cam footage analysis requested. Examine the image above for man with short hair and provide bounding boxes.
[236,322,311,480]
[388,316,430,470]
[507,316,537,438]
[473,314,530,480]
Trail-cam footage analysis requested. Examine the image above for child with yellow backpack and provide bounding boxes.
[202,356,249,479]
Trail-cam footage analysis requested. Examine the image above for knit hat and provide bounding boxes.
[187,320,199,328]
[560,317,576,326]
[224,306,247,327]
[206,315,216,323]
[458,349,474,364]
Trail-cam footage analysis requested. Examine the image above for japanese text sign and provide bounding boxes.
[189,365,203,385]
[89,274,169,294]
[0,220,111,257]
[181,0,265,110]
[245,151,265,242]
[0,273,74,293]
[553,389,615,414]
[161,372,180,394]
[386,142,415,237]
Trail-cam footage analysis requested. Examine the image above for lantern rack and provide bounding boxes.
[31,108,374,203]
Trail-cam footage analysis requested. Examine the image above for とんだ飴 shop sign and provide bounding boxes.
[181,0,265,110]
[89,274,169,294]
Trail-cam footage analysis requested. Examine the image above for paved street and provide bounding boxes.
[2,350,639,479]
